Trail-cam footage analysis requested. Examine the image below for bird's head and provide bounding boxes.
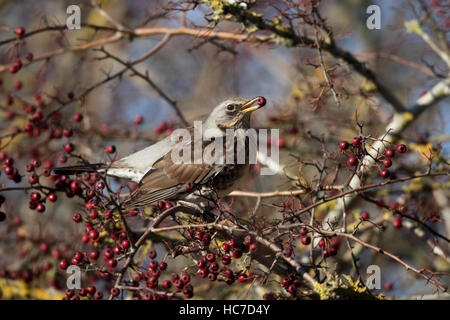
[204,97,266,133]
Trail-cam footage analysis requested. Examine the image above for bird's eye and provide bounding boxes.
[226,104,235,112]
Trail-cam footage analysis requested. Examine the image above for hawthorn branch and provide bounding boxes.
[322,77,450,232]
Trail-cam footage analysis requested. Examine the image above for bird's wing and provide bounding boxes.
[109,134,177,181]
[52,128,198,183]
[124,136,225,208]
[102,127,198,182]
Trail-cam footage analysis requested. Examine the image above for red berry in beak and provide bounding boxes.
[257,96,266,106]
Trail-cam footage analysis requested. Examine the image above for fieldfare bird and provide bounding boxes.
[54,96,266,209]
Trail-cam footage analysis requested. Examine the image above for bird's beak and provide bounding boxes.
[240,97,264,114]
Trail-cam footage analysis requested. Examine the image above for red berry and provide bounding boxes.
[4,166,14,175]
[134,115,143,125]
[384,281,393,291]
[181,274,191,284]
[165,202,173,210]
[88,229,99,240]
[70,180,81,192]
[162,280,172,289]
[89,251,99,260]
[197,258,206,268]
[380,169,390,179]
[281,278,291,287]
[221,255,231,265]
[106,145,116,154]
[104,249,114,260]
[207,273,216,281]
[63,129,73,137]
[352,137,361,146]
[238,274,248,283]
[222,243,231,252]
[87,286,96,295]
[48,193,57,202]
[347,156,357,166]
[72,213,82,223]
[393,215,402,229]
[14,81,22,90]
[385,148,395,158]
[64,143,74,153]
[318,239,325,247]
[36,203,45,212]
[149,260,158,271]
[30,192,41,201]
[185,182,194,191]
[148,249,157,259]
[59,259,69,270]
[108,259,117,268]
[225,269,234,278]
[277,138,286,148]
[257,96,266,106]
[155,201,165,209]
[339,141,349,150]
[113,246,122,255]
[301,236,311,245]
[15,27,25,36]
[287,284,296,294]
[283,246,293,257]
[232,248,242,258]
[73,251,83,261]
[383,158,392,168]
[155,122,169,134]
[121,239,130,250]
[159,261,167,270]
[73,113,83,122]
[397,144,407,153]
[110,288,120,297]
[206,253,216,262]
[361,211,370,220]
[299,228,308,236]
[89,210,98,219]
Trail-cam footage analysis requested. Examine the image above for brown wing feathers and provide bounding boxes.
[124,138,223,208]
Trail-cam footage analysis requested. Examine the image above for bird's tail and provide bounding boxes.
[52,163,106,175]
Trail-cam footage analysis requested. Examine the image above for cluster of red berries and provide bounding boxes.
[298,228,339,258]
[63,286,105,300]
[0,216,110,295]
[339,138,408,178]
[155,200,174,211]
[1,154,21,183]
[154,121,174,135]
[185,232,257,288]
[281,274,302,295]
[338,138,363,168]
